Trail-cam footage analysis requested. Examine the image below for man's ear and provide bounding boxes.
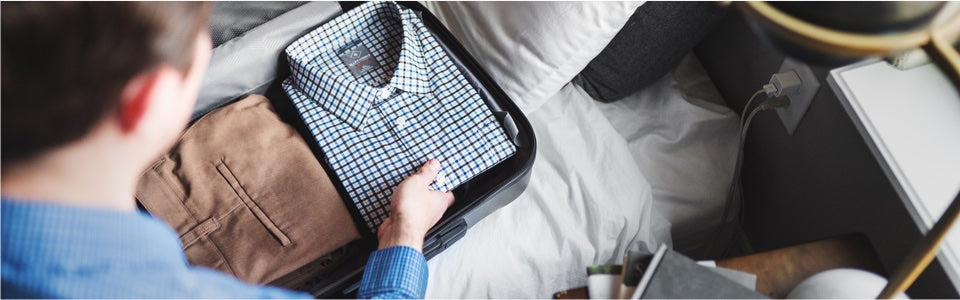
[117,67,181,134]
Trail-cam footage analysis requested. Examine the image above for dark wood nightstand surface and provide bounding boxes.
[717,234,885,298]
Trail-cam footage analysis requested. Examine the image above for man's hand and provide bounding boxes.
[377,159,455,252]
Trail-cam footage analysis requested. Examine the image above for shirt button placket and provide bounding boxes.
[384,90,416,155]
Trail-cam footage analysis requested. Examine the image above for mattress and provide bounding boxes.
[425,54,738,298]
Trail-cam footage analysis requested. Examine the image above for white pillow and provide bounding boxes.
[422,1,643,113]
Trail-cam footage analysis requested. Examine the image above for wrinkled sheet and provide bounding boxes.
[596,55,740,254]
[425,55,738,298]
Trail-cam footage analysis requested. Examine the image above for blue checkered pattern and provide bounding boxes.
[1,199,429,298]
[282,2,517,232]
[359,246,428,298]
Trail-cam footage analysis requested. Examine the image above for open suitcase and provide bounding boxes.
[192,1,536,297]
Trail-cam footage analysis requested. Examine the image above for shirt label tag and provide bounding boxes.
[337,41,381,78]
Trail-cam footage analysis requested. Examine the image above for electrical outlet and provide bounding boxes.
[775,58,820,135]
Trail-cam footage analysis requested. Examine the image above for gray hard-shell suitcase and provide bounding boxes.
[192,1,536,297]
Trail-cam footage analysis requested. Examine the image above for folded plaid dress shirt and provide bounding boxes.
[282,1,516,232]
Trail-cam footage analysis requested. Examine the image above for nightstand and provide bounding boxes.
[717,234,884,298]
[828,59,960,293]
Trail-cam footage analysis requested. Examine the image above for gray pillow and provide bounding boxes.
[573,1,727,103]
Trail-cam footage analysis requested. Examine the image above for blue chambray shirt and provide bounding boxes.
[282,1,517,233]
[1,199,428,298]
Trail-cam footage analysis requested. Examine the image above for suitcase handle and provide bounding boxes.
[423,218,468,259]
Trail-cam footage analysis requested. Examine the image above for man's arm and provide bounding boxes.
[358,159,454,299]
[357,246,428,298]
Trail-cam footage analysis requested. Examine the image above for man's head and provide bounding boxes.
[1,2,212,170]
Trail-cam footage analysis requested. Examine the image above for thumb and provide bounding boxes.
[436,191,455,207]
[417,159,441,182]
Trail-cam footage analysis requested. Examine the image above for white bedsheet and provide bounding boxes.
[426,55,737,298]
[596,55,740,255]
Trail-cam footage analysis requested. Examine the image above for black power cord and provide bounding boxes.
[706,70,800,258]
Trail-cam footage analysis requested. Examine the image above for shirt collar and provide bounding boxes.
[286,2,431,131]
[392,9,431,94]
[1,199,188,268]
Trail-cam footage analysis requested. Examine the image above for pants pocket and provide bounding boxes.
[215,159,292,246]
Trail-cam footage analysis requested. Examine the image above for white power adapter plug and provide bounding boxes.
[767,70,803,97]
[770,58,821,135]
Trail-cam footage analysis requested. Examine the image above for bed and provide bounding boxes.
[200,2,739,298]
[420,2,738,297]
[423,56,738,297]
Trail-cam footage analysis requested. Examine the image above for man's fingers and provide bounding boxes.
[377,217,392,238]
[434,191,455,207]
[416,159,441,182]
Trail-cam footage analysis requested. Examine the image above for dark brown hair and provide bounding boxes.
[1,2,211,165]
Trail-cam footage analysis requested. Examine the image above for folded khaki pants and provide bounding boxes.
[136,94,360,284]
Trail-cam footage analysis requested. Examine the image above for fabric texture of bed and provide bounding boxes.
[425,55,738,297]
[421,1,644,112]
[595,54,739,257]
[426,80,669,297]
[574,1,727,102]
[419,2,739,297]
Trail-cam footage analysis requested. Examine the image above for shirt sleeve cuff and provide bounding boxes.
[358,246,429,299]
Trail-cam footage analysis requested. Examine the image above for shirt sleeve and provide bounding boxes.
[357,246,429,299]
